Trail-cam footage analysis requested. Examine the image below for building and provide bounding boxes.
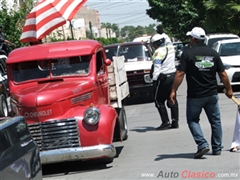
[75,6,101,38]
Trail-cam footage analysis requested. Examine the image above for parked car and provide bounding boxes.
[133,36,151,43]
[204,33,239,48]
[173,42,183,59]
[0,116,42,180]
[175,42,190,60]
[212,39,240,88]
[6,40,129,165]
[104,41,154,100]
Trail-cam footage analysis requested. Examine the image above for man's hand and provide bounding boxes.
[218,71,233,98]
[4,39,10,44]
[223,88,233,99]
[169,91,176,105]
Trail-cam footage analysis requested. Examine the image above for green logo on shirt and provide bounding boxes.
[195,56,214,69]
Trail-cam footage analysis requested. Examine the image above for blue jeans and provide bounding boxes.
[187,95,222,152]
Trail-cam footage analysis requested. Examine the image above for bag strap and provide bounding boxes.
[161,46,168,64]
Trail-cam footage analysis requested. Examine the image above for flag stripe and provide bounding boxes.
[20,0,87,43]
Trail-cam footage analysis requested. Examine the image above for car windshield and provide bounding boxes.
[105,46,118,61]
[118,44,151,62]
[219,43,240,56]
[12,55,91,83]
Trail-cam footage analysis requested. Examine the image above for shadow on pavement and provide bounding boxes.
[126,95,153,105]
[130,126,156,132]
[154,153,200,160]
[42,160,111,177]
[115,146,124,158]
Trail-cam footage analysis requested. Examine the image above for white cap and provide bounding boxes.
[186,27,206,40]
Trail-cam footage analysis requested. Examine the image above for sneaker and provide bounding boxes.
[194,147,210,159]
[212,151,221,155]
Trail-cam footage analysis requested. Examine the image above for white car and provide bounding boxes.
[212,39,240,87]
[204,33,239,48]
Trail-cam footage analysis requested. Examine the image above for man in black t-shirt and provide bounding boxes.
[169,27,233,159]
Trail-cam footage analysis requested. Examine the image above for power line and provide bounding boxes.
[84,0,155,27]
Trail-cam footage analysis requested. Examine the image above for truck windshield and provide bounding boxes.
[119,45,151,62]
[12,55,91,82]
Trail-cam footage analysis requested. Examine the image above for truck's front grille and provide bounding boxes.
[28,118,80,151]
[127,70,146,86]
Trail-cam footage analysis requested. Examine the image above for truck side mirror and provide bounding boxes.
[105,58,112,66]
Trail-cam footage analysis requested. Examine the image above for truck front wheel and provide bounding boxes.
[114,107,128,141]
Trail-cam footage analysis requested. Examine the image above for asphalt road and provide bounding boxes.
[43,80,240,180]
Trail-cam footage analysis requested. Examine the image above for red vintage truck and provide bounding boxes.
[6,40,129,164]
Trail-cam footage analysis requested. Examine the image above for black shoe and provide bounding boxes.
[194,147,210,159]
[212,151,221,155]
[155,122,171,130]
[170,120,179,129]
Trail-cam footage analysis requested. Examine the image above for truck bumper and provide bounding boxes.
[40,144,116,164]
[129,84,153,97]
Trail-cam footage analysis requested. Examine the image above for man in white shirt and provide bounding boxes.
[151,33,178,130]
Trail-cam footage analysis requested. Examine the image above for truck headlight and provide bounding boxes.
[84,105,100,125]
[144,74,153,83]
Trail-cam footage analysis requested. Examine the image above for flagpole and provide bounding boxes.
[69,20,74,39]
[62,26,66,41]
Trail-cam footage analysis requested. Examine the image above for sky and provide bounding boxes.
[84,0,158,28]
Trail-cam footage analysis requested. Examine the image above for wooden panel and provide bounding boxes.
[108,72,116,86]
[109,86,117,100]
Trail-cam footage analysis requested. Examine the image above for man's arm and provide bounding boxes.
[0,33,10,43]
[218,71,233,98]
[169,70,185,104]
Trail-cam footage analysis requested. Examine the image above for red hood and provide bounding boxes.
[15,80,93,107]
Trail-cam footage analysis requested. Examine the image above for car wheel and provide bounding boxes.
[114,106,128,141]
[0,94,9,117]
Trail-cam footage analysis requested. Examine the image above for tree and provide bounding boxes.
[146,0,206,42]
[0,0,35,47]
[101,22,112,38]
[146,0,240,40]
[111,23,120,38]
[145,23,157,36]
[203,0,240,35]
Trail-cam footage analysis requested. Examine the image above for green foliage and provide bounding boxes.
[146,0,205,42]
[119,24,156,42]
[94,37,119,46]
[146,0,240,40]
[0,0,35,48]
[203,0,240,35]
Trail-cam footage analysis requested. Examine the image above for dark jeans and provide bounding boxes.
[187,95,222,152]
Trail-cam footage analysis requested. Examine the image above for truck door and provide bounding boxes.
[96,50,109,104]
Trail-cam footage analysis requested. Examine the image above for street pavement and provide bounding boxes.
[43,79,240,180]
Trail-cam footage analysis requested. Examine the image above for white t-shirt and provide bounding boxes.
[152,43,176,81]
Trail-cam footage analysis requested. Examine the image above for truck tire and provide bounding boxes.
[0,94,9,117]
[114,106,128,141]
